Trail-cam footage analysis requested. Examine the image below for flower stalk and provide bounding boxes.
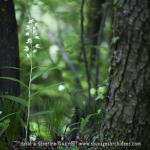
[24,18,40,142]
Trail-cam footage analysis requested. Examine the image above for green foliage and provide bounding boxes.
[31,82,63,97]
[29,95,73,141]
[0,0,111,147]
[0,77,28,89]
[0,95,28,107]
[14,0,110,95]
[0,29,64,142]
[79,112,100,135]
[111,36,120,45]
[0,119,10,136]
[95,86,106,101]
[31,66,58,82]
[31,110,53,116]
[113,0,119,5]
[0,98,24,144]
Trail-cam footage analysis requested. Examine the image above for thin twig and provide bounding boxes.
[95,0,109,92]
[80,0,91,100]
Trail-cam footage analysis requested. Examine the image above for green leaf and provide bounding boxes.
[67,122,80,128]
[54,11,70,18]
[0,66,29,74]
[0,112,18,122]
[93,134,100,142]
[113,0,119,5]
[80,118,85,133]
[31,82,64,97]
[0,124,9,136]
[0,95,28,107]
[102,2,111,8]
[83,129,92,135]
[79,113,98,133]
[95,94,104,101]
[31,111,53,116]
[68,127,79,134]
[31,67,58,82]
[0,77,28,89]
[30,122,38,131]
[17,114,26,129]
[111,36,120,45]
[32,65,58,70]
[4,119,10,124]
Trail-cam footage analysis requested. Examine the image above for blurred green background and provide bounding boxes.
[0,0,113,147]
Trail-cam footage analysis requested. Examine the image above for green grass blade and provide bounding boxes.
[17,114,27,129]
[31,67,58,82]
[32,65,58,70]
[0,112,18,121]
[0,95,28,107]
[0,77,28,89]
[80,113,98,133]
[68,127,79,134]
[0,66,29,74]
[31,82,63,97]
[31,111,53,116]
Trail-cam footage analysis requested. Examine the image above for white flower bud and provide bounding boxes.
[33,29,38,35]
[25,32,30,36]
[28,19,34,24]
[26,53,30,58]
[35,36,40,39]
[26,25,31,30]
[35,44,40,48]
[33,49,37,53]
[35,22,39,27]
[24,46,29,52]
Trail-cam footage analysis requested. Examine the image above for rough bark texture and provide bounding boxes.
[0,0,20,96]
[100,0,150,149]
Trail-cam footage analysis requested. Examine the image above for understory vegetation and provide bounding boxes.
[0,0,113,149]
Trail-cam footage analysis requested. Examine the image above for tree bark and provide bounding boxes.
[0,0,20,96]
[100,0,150,149]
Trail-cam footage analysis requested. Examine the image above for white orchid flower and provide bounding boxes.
[26,25,31,30]
[25,32,30,36]
[33,49,37,53]
[33,28,38,35]
[26,38,32,44]
[24,46,29,52]
[28,19,34,24]
[35,36,40,39]
[24,19,41,58]
[35,22,39,27]
[35,44,40,48]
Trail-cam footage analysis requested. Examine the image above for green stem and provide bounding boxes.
[25,58,32,142]
[25,25,33,142]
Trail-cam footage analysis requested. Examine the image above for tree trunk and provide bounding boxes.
[0,0,20,96]
[100,0,150,149]
[87,0,105,67]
